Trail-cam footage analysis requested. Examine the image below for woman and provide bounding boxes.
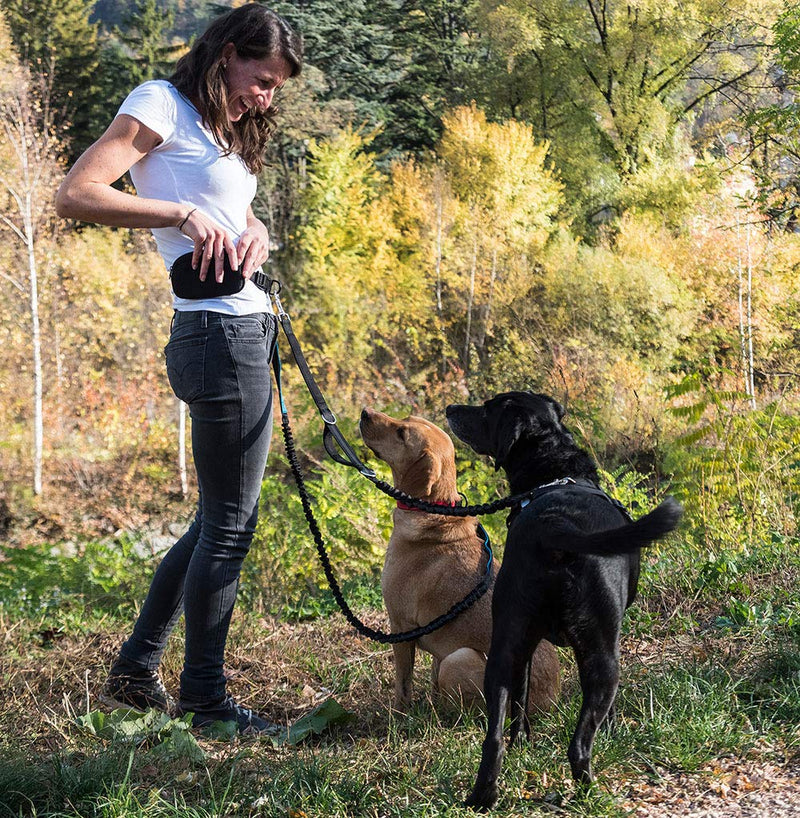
[56,4,303,735]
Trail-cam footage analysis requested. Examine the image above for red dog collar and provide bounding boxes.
[396,499,458,512]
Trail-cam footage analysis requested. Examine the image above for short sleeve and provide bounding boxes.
[116,81,177,144]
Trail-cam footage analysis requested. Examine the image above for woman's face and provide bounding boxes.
[221,44,291,123]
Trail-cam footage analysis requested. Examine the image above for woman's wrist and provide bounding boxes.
[177,207,197,234]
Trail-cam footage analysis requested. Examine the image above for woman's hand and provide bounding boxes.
[237,211,270,280]
[179,209,239,283]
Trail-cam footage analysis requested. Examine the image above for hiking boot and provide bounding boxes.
[100,668,176,715]
[179,695,281,736]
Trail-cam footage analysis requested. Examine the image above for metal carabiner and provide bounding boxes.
[268,280,288,319]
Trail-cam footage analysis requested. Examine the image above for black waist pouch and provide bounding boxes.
[170,251,245,299]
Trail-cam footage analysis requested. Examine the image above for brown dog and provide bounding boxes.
[359,408,560,713]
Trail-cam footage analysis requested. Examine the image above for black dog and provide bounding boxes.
[445,391,682,810]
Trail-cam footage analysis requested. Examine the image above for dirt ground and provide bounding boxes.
[621,758,800,817]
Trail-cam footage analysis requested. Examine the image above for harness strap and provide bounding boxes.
[511,477,632,526]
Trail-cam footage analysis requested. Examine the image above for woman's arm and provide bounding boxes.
[55,114,185,227]
[56,114,238,282]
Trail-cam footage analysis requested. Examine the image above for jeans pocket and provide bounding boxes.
[165,336,207,403]
[224,314,272,343]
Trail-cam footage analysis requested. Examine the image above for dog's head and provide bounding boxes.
[446,391,571,471]
[360,408,458,502]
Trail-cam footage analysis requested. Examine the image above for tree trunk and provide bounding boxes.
[0,62,62,496]
[434,184,446,379]
[736,217,756,410]
[476,246,497,354]
[25,200,43,495]
[463,234,478,377]
[746,221,756,409]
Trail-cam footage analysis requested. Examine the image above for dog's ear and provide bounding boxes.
[406,449,443,497]
[494,414,532,470]
[551,399,566,421]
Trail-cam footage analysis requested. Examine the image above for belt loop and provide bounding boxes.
[170,310,177,332]
[200,310,208,328]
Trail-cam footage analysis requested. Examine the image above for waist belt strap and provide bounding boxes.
[252,270,271,292]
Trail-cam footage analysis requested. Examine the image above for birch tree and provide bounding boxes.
[0,21,63,494]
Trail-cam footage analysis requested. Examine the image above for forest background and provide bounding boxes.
[3,0,800,564]
[4,0,800,815]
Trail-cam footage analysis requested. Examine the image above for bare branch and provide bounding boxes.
[0,215,28,243]
[0,270,26,293]
[684,65,759,114]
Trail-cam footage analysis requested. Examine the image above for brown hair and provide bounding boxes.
[169,4,302,174]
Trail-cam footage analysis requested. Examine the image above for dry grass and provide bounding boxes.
[3,592,800,817]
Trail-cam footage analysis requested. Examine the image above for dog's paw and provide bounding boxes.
[464,785,498,812]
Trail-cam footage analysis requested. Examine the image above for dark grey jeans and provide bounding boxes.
[117,309,277,705]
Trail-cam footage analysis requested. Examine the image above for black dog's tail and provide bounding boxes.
[547,497,683,555]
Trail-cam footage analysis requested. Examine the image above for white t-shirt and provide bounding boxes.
[117,80,268,314]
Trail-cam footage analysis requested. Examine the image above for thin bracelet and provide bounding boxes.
[177,207,197,233]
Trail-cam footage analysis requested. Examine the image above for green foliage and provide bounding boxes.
[4,0,104,156]
[743,3,800,229]
[77,709,205,763]
[281,698,356,745]
[244,444,393,610]
[598,466,664,517]
[371,0,483,155]
[617,663,757,771]
[736,646,800,726]
[272,0,480,157]
[271,0,402,137]
[0,536,156,621]
[539,234,691,362]
[664,378,800,550]
[113,0,184,87]
[688,531,800,637]
[714,597,784,632]
[292,127,396,397]
[474,0,776,230]
[76,699,354,756]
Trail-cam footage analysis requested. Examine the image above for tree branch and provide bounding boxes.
[684,65,759,114]
[0,269,26,293]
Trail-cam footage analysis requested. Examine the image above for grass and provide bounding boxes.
[2,533,800,817]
